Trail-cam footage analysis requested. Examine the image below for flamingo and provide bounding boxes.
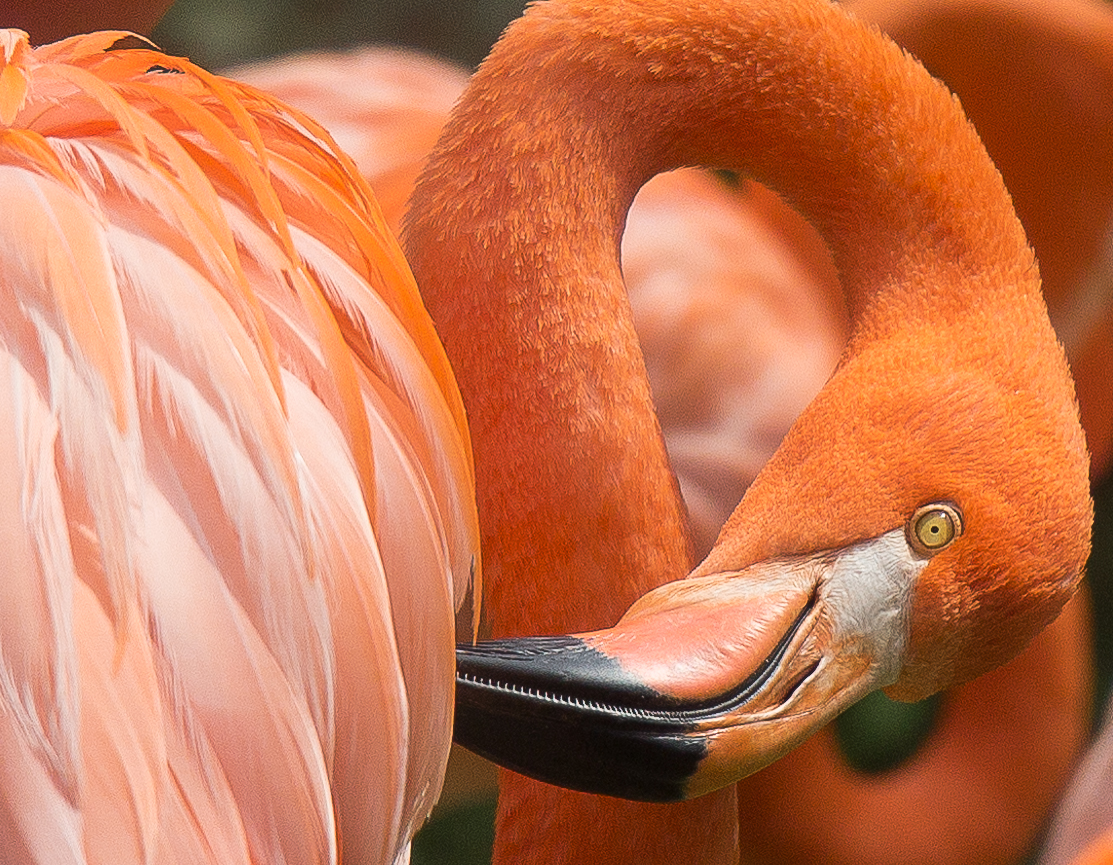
[208,2,1100,860]
[0,1,1096,864]
[0,23,480,865]
[402,0,1091,862]
[730,0,1113,860]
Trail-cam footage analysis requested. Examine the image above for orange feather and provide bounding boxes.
[408,0,1090,861]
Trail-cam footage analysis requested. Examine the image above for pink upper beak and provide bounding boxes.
[455,527,928,800]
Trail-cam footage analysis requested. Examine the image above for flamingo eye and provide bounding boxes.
[907,502,963,556]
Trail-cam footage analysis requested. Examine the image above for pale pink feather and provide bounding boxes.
[0,29,478,865]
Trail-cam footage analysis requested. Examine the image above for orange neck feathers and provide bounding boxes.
[408,0,1089,687]
[408,0,1091,859]
[846,0,1113,481]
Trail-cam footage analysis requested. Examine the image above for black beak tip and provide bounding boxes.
[453,635,706,802]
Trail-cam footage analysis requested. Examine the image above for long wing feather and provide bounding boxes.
[0,345,83,862]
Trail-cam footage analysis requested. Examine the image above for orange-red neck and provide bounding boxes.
[410,0,1035,329]
[404,0,1082,859]
[405,0,1044,611]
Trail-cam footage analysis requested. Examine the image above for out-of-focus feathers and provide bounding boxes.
[0,29,478,864]
[231,49,469,236]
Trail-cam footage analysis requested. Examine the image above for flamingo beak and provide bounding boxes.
[454,528,927,801]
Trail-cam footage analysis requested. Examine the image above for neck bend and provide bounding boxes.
[404,1,1081,862]
[404,0,1042,628]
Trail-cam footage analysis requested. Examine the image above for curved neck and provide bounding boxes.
[403,1,1039,860]
[404,0,1037,623]
[410,0,1035,336]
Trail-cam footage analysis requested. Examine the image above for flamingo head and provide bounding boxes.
[454,307,1093,801]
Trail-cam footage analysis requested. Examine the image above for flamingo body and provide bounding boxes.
[412,0,1092,860]
[0,29,478,864]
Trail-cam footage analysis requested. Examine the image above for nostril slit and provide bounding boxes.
[779,659,820,706]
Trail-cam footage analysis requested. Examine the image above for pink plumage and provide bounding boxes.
[0,29,478,864]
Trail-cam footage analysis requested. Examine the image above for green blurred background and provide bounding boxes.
[152,0,527,70]
[149,4,1113,863]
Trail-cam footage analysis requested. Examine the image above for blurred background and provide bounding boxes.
[152,0,526,70]
[148,4,1113,863]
